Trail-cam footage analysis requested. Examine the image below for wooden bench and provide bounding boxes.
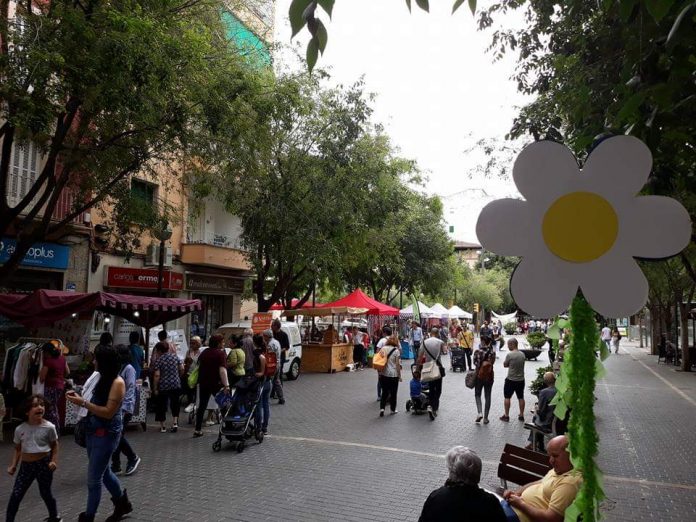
[497,443,551,491]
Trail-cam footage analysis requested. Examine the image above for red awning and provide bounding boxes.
[269,298,320,310]
[0,289,202,329]
[320,288,399,316]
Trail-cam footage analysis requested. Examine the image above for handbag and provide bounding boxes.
[187,365,199,389]
[74,417,87,448]
[373,347,396,373]
[465,369,477,389]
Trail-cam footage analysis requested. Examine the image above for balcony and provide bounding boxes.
[182,230,251,271]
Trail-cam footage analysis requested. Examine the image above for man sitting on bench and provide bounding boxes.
[526,372,557,451]
[501,435,582,522]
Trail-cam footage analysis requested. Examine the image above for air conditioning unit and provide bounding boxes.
[145,244,172,267]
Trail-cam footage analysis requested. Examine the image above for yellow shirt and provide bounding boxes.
[458,330,474,349]
[514,469,582,522]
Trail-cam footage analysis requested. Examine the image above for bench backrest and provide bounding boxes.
[498,443,552,487]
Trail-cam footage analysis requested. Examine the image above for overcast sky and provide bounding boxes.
[273,0,529,241]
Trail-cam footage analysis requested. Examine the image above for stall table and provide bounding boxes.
[301,342,354,373]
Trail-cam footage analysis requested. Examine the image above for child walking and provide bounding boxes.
[6,394,62,522]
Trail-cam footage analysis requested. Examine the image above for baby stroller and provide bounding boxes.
[212,376,264,453]
[405,364,431,415]
[450,347,467,372]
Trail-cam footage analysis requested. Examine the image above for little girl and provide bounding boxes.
[6,394,62,522]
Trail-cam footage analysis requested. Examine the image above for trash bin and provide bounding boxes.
[400,340,412,359]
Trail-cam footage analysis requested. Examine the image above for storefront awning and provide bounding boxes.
[283,306,369,317]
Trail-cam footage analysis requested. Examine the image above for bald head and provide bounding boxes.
[543,372,556,386]
[547,435,572,474]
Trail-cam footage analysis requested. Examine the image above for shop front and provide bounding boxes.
[185,272,245,340]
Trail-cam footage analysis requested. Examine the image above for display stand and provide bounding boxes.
[301,342,353,373]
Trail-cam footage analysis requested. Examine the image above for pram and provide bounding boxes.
[212,376,264,453]
[405,364,430,415]
[450,347,468,372]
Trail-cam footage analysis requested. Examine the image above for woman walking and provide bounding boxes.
[611,327,622,354]
[66,345,132,522]
[152,341,183,433]
[378,335,402,417]
[39,341,69,430]
[253,334,272,435]
[473,335,496,424]
[193,334,229,438]
[111,345,141,476]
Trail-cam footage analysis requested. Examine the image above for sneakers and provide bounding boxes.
[184,404,194,413]
[125,457,141,476]
[390,410,399,415]
[379,409,385,417]
[160,427,167,433]
[45,516,63,521]
[483,418,490,424]
[475,415,483,423]
[193,431,204,438]
[427,406,435,421]
[205,420,215,427]
[169,425,178,433]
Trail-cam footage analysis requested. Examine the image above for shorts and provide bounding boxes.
[503,378,525,399]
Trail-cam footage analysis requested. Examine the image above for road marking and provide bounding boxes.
[267,434,696,491]
[627,349,696,408]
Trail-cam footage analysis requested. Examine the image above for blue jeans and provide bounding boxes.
[501,500,521,521]
[85,414,123,516]
[254,379,272,431]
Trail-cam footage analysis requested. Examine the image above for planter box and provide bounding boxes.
[521,349,543,361]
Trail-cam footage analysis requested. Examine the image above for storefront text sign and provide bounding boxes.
[252,312,273,334]
[185,273,244,294]
[105,266,184,291]
[0,237,70,269]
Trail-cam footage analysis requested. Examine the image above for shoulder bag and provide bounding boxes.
[421,344,445,382]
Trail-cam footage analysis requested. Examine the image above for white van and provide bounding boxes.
[214,320,303,380]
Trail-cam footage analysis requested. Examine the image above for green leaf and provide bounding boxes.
[468,0,477,15]
[557,318,570,329]
[316,0,335,18]
[306,37,319,72]
[315,19,328,55]
[594,357,606,379]
[619,0,637,21]
[564,500,581,522]
[290,0,313,38]
[416,0,429,12]
[552,397,568,420]
[599,337,610,361]
[547,323,561,340]
[644,0,677,23]
[617,92,645,123]
[452,0,466,13]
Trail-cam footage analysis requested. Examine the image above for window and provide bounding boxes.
[131,179,156,204]
[7,141,41,209]
[129,178,158,224]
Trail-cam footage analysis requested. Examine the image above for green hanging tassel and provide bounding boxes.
[562,293,605,521]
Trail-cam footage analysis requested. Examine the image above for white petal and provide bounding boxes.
[510,257,578,317]
[476,198,530,257]
[580,257,648,318]
[621,196,692,259]
[582,136,652,197]
[513,141,579,202]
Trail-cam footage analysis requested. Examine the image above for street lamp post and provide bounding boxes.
[153,219,172,297]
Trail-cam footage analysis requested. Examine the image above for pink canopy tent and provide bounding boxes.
[320,288,399,316]
[0,289,202,329]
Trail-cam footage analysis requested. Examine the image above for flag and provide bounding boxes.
[411,295,420,323]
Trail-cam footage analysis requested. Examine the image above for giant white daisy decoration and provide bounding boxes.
[476,136,691,318]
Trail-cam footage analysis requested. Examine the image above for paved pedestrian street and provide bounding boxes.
[3,339,696,521]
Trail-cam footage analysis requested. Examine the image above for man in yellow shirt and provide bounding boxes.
[457,324,474,371]
[502,435,582,522]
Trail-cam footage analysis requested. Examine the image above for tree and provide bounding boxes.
[0,0,263,284]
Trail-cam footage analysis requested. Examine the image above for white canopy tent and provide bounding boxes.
[399,301,433,317]
[491,311,518,324]
[448,305,472,319]
[429,303,450,317]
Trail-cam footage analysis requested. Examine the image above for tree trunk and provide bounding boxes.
[679,301,691,372]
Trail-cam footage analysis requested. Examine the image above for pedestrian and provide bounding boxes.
[352,326,366,370]
[183,336,202,414]
[526,372,557,451]
[271,319,290,380]
[193,334,230,438]
[419,327,445,421]
[65,345,132,522]
[600,324,611,352]
[240,328,255,375]
[418,446,506,522]
[127,332,144,381]
[226,337,246,387]
[500,338,526,422]
[39,341,69,431]
[5,394,62,522]
[252,334,272,435]
[611,327,622,354]
[457,325,474,370]
[473,335,496,424]
[377,335,402,417]
[375,327,391,401]
[409,320,424,357]
[111,345,141,476]
[479,320,493,340]
[152,341,183,433]
[263,329,285,404]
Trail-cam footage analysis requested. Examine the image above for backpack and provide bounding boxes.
[264,350,278,377]
[477,359,494,383]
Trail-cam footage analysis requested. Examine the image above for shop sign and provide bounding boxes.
[0,237,70,269]
[252,312,273,334]
[105,266,184,291]
[185,273,245,294]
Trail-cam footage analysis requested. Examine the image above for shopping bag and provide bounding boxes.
[187,365,199,389]
[420,360,441,383]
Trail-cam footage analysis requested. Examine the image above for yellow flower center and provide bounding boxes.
[542,191,618,263]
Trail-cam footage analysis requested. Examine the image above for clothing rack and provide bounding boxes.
[17,337,64,346]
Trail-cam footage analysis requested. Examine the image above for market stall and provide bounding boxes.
[284,306,368,373]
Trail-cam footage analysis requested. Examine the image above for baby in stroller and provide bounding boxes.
[405,365,430,414]
[227,376,259,419]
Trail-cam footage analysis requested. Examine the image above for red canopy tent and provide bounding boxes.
[0,289,202,329]
[320,288,399,316]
